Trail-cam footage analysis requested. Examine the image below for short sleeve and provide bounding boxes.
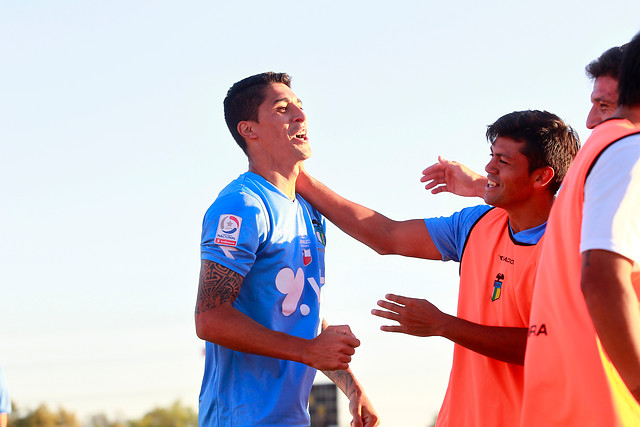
[581,134,640,264]
[424,205,493,262]
[201,191,268,277]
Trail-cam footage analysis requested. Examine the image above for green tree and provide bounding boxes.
[128,401,196,427]
[86,413,126,427]
[8,404,79,427]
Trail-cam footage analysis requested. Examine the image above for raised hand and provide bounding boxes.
[421,155,487,198]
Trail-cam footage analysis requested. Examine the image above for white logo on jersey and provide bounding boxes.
[276,268,305,316]
[275,268,324,317]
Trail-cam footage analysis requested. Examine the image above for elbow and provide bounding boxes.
[372,244,396,256]
[366,227,402,256]
[195,312,217,342]
[195,305,233,343]
[195,315,207,341]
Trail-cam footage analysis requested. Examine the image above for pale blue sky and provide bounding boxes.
[1,1,639,425]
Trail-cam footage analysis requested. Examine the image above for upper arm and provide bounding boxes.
[386,218,441,259]
[581,250,634,298]
[195,259,243,338]
[196,259,243,314]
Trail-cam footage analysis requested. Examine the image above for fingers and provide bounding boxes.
[371,308,399,321]
[421,161,442,176]
[376,298,402,310]
[380,325,404,333]
[370,294,410,318]
[422,176,445,189]
[427,185,450,194]
[384,293,412,305]
[331,324,357,339]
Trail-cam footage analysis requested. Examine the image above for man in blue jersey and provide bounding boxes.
[195,72,379,427]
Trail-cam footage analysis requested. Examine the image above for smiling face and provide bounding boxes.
[586,75,619,129]
[245,82,311,164]
[484,137,537,210]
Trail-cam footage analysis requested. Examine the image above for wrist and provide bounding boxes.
[475,177,488,198]
[436,313,456,338]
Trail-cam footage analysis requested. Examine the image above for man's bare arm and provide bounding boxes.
[372,294,527,365]
[320,321,380,427]
[581,250,640,403]
[195,260,360,371]
[296,169,440,259]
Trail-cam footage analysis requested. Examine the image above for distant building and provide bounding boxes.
[309,383,338,427]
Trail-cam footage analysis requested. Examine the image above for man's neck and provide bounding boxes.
[506,195,554,234]
[613,105,640,126]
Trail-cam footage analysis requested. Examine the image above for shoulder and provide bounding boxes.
[202,175,270,234]
[589,133,640,178]
[451,204,495,227]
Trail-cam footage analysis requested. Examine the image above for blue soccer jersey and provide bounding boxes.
[199,171,327,427]
[424,204,545,261]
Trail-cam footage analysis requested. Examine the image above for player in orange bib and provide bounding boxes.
[296,110,580,426]
[521,31,640,427]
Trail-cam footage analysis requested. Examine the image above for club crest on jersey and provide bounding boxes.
[301,237,312,266]
[214,214,242,246]
[312,219,326,246]
[491,273,504,302]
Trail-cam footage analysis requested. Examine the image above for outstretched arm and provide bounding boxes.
[372,294,527,365]
[296,168,440,260]
[195,259,360,371]
[421,156,487,198]
[321,322,380,427]
[581,250,640,403]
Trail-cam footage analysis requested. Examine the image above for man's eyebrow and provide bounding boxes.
[490,148,510,159]
[592,96,611,104]
[273,97,303,106]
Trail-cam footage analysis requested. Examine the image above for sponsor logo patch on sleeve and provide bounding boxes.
[214,214,242,246]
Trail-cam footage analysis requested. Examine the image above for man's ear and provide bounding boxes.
[238,120,258,140]
[532,166,555,189]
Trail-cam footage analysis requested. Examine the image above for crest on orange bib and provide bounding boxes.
[492,273,504,301]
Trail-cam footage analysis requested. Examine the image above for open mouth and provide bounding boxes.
[487,179,498,188]
[294,130,308,141]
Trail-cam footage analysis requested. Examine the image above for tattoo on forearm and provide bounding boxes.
[195,260,242,314]
[324,370,357,398]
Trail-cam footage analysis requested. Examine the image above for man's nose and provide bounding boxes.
[585,106,599,130]
[485,158,497,174]
[292,105,306,122]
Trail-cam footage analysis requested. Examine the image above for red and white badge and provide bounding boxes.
[214,214,242,246]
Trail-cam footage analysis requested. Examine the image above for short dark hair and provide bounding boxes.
[486,110,580,195]
[223,72,292,153]
[585,45,626,80]
[618,31,640,107]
